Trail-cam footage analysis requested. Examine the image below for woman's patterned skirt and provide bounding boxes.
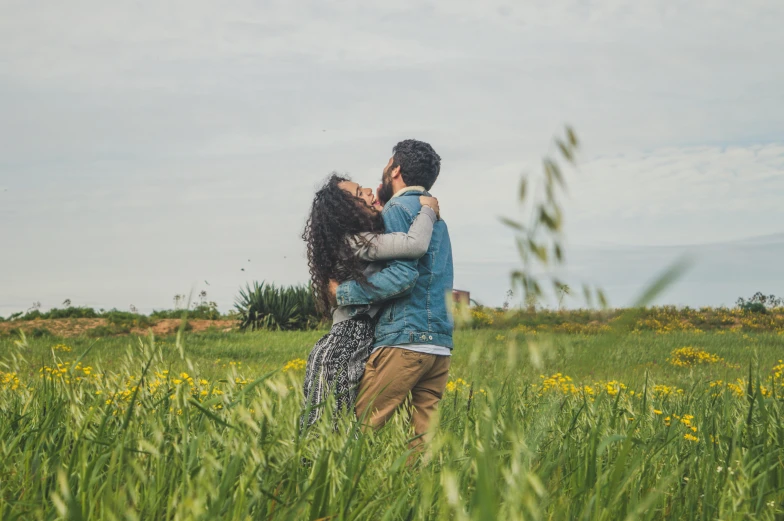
[301,316,374,431]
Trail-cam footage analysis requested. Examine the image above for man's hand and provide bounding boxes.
[328,279,339,304]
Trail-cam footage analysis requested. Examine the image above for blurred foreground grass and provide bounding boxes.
[2,328,784,519]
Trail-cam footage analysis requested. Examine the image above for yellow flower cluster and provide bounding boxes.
[653,384,684,397]
[710,379,745,398]
[1,371,21,391]
[52,343,72,352]
[511,323,611,335]
[282,358,306,373]
[773,360,784,382]
[604,380,627,396]
[39,362,97,384]
[25,358,250,414]
[444,378,486,396]
[446,378,470,393]
[667,346,724,367]
[549,323,612,335]
[470,308,494,327]
[537,374,633,399]
[634,318,704,335]
[540,373,576,394]
[710,377,777,398]
[212,359,243,369]
[513,324,537,335]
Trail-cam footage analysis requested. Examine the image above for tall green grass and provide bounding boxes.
[1,329,783,519]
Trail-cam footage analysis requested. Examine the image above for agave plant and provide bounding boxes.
[287,284,321,329]
[234,281,321,331]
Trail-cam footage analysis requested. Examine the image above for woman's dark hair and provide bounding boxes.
[391,139,441,190]
[303,174,383,315]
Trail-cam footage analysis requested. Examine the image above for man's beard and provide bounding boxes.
[377,168,394,205]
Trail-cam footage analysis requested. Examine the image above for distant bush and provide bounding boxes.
[104,310,153,329]
[235,282,321,331]
[151,303,221,320]
[86,325,119,338]
[14,306,99,321]
[46,307,99,319]
[29,327,53,338]
[3,303,225,324]
[736,292,783,314]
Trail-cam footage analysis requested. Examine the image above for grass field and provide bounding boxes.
[2,326,784,519]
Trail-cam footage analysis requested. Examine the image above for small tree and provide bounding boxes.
[736,292,783,314]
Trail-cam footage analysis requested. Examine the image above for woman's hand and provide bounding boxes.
[328,280,339,304]
[419,196,440,219]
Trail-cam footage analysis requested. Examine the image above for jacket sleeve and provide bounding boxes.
[336,203,421,306]
[352,205,436,261]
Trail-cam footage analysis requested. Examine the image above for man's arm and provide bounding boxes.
[335,203,420,307]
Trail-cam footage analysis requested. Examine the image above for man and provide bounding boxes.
[331,139,453,443]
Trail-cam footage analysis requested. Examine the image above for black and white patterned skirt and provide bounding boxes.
[301,317,375,431]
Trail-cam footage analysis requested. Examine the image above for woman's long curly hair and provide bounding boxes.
[303,174,383,315]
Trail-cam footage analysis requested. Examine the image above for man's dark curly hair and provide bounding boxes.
[391,139,441,190]
[302,174,383,315]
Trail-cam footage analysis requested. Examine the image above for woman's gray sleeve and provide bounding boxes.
[353,206,437,261]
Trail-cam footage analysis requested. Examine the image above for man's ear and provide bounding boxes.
[390,165,402,180]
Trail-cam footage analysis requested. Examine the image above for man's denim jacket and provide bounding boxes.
[335,189,454,349]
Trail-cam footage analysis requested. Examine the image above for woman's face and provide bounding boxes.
[338,181,383,212]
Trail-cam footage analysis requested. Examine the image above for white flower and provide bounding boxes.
[768,501,776,508]
[716,466,723,473]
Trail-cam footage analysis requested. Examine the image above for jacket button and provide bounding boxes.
[429,335,433,340]
[420,334,427,340]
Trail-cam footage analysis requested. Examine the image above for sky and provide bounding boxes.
[1,1,784,316]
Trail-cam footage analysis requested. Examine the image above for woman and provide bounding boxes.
[300,173,439,431]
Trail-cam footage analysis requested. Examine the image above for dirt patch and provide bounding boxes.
[0,318,237,338]
[136,319,236,337]
[0,318,107,337]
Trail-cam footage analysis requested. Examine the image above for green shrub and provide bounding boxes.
[15,306,99,321]
[86,325,117,338]
[737,292,783,314]
[18,309,44,321]
[104,310,152,329]
[28,327,53,339]
[151,303,221,320]
[46,306,99,319]
[234,282,320,331]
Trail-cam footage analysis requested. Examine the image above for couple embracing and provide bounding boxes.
[301,139,453,445]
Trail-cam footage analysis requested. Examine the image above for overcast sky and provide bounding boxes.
[2,1,783,316]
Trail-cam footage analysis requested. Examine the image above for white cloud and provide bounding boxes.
[566,144,784,245]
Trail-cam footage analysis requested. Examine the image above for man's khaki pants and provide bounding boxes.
[355,347,451,444]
